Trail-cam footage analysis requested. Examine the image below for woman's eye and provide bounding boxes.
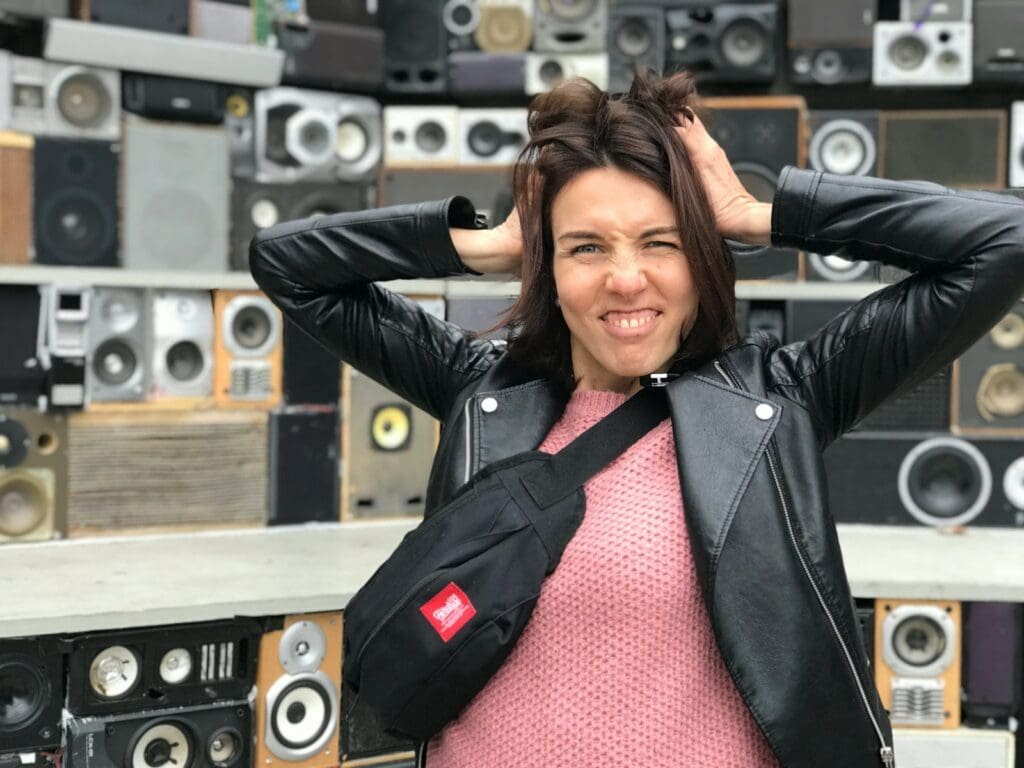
[645,241,679,250]
[570,244,601,255]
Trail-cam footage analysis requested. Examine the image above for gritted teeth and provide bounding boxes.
[601,309,660,329]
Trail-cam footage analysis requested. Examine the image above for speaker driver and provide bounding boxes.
[53,68,111,128]
[371,405,411,451]
[167,342,206,383]
[548,0,596,20]
[475,6,533,53]
[89,645,141,699]
[892,614,947,667]
[159,648,193,685]
[720,19,767,68]
[284,109,337,168]
[889,35,928,70]
[207,727,243,768]
[898,437,992,527]
[977,364,1024,421]
[0,472,49,537]
[128,721,194,768]
[37,189,116,265]
[231,307,272,352]
[0,658,47,730]
[808,253,874,281]
[414,121,448,153]
[443,0,479,36]
[335,119,368,164]
[279,621,327,674]
[0,419,30,469]
[990,310,1024,350]
[616,18,653,57]
[250,198,281,229]
[467,121,504,157]
[1004,457,1024,510]
[93,339,138,387]
[269,679,331,751]
[810,119,875,176]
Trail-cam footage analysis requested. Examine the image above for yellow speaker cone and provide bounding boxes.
[371,405,411,451]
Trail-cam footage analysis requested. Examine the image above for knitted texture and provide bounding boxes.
[426,389,780,767]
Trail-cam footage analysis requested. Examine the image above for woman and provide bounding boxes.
[250,70,1024,768]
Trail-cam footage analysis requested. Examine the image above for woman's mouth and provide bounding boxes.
[600,309,662,336]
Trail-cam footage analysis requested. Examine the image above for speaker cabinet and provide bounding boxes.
[255,613,342,768]
[701,96,807,281]
[891,728,1015,767]
[607,3,665,94]
[953,299,1024,434]
[445,297,515,341]
[213,290,282,409]
[533,0,606,53]
[875,599,961,728]
[383,106,459,167]
[122,73,225,124]
[381,0,447,93]
[872,21,973,85]
[378,167,512,229]
[194,0,252,44]
[665,3,778,83]
[149,289,215,403]
[475,0,533,54]
[0,408,67,543]
[0,53,120,139]
[1011,102,1024,188]
[0,636,64,751]
[255,88,382,184]
[879,110,1007,188]
[306,0,377,26]
[824,432,1024,528]
[340,679,415,764]
[974,0,1024,82]
[448,51,527,95]
[268,406,340,525]
[77,0,191,34]
[122,117,229,272]
[41,284,90,409]
[963,602,1023,723]
[64,619,261,716]
[0,131,32,265]
[230,180,370,272]
[0,0,68,17]
[67,409,267,535]
[32,137,118,267]
[341,365,438,520]
[525,51,608,93]
[0,286,47,406]
[86,287,149,403]
[226,87,256,179]
[808,110,879,177]
[282,319,340,406]
[275,18,384,92]
[735,298,785,343]
[65,701,252,768]
[458,108,527,166]
[787,0,873,84]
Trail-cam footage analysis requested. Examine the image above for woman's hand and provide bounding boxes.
[675,113,772,246]
[450,206,523,276]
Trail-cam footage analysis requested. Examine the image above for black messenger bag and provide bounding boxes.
[342,384,669,741]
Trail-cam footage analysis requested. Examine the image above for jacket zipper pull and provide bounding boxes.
[880,745,894,767]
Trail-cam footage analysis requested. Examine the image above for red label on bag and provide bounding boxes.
[420,582,477,642]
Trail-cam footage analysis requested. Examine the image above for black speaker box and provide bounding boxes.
[122,73,225,124]
[381,0,447,93]
[448,51,527,95]
[665,3,778,83]
[973,0,1024,83]
[268,406,340,525]
[0,636,64,751]
[954,298,1024,433]
[282,318,341,406]
[340,678,416,762]
[276,18,384,92]
[379,167,511,225]
[32,137,119,267]
[608,3,665,94]
[786,0,873,84]
[306,0,378,26]
[83,0,190,34]
[963,602,1023,723]
[823,432,1024,528]
[0,286,47,406]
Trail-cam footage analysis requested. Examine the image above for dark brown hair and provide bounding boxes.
[499,68,738,393]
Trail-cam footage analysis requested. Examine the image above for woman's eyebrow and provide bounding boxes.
[556,226,680,242]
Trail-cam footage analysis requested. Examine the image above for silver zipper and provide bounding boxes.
[463,395,475,484]
[714,360,894,768]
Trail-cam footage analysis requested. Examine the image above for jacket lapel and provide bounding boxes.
[666,371,781,604]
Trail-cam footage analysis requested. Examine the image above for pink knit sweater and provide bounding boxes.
[426,389,780,767]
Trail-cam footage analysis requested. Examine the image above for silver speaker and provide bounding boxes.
[194,0,252,44]
[86,287,148,403]
[525,51,608,93]
[40,285,90,408]
[808,111,878,177]
[899,0,972,21]
[1011,101,1023,187]
[384,105,460,166]
[122,116,229,272]
[149,290,214,400]
[872,21,973,85]
[0,52,119,139]
[255,87,381,183]
[533,0,607,53]
[458,107,527,165]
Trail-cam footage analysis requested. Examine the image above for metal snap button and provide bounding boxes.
[480,397,498,413]
[755,403,774,421]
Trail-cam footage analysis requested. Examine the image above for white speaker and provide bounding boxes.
[384,105,460,166]
[1011,101,1024,188]
[872,21,973,85]
[458,107,527,165]
[40,284,90,408]
[525,51,608,93]
[255,87,382,183]
[533,0,607,53]
[86,287,148,403]
[891,727,1014,767]
[475,0,533,53]
[122,116,229,273]
[149,289,214,400]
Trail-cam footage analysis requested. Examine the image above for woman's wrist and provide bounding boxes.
[449,227,518,275]
[735,202,773,246]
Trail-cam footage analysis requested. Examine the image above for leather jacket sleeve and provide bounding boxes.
[248,197,503,421]
[767,167,1024,448]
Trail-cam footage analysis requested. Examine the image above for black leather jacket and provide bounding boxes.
[250,168,1024,768]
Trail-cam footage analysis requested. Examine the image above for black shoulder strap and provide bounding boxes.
[521,385,669,508]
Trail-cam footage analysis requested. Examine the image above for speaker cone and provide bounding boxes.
[0,472,49,537]
[250,198,281,229]
[128,720,194,768]
[207,727,243,768]
[38,189,116,265]
[335,119,368,164]
[89,645,141,699]
[475,5,533,53]
[285,109,336,167]
[371,405,412,451]
[0,658,47,730]
[548,0,596,20]
[443,0,479,36]
[808,253,874,281]
[166,342,205,383]
[615,17,653,57]
[93,339,138,387]
[414,120,448,154]
[898,437,992,527]
[977,364,1024,421]
[990,310,1024,350]
[467,121,504,157]
[0,419,30,469]
[810,119,875,176]
[1004,457,1024,510]
[159,648,193,685]
[231,307,273,352]
[54,69,111,128]
[892,614,946,667]
[889,34,928,70]
[270,679,331,751]
[720,18,767,68]
[538,58,566,86]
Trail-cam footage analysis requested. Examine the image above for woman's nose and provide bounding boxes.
[605,255,647,295]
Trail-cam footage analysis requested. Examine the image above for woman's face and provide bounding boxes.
[551,166,699,394]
